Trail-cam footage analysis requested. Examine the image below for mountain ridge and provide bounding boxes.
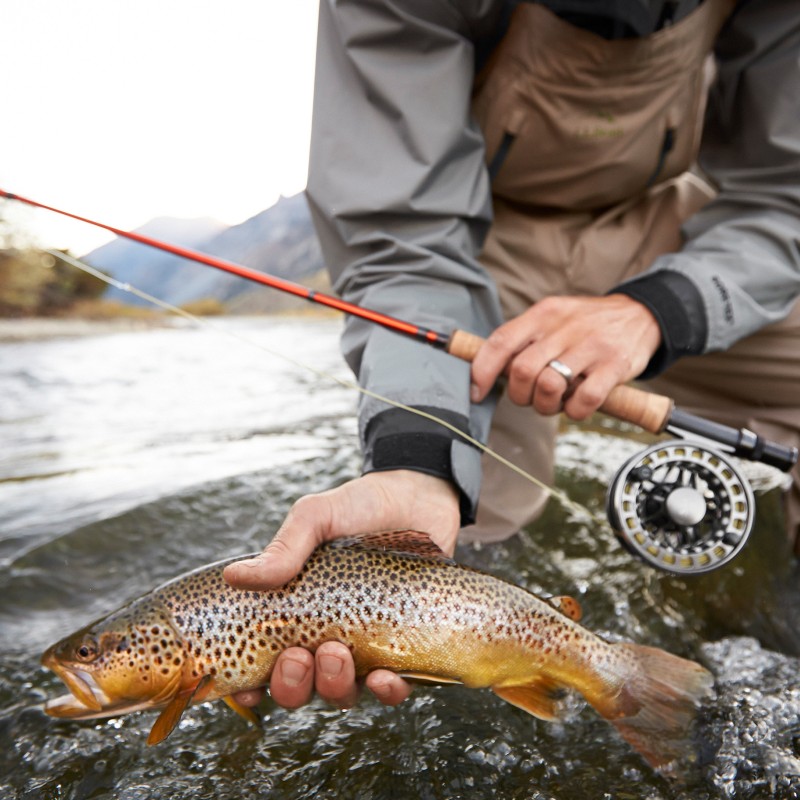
[84,193,326,312]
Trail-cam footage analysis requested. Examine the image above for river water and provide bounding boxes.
[0,317,798,800]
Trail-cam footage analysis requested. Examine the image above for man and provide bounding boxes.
[226,0,800,710]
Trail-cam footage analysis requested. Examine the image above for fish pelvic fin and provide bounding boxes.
[147,675,213,746]
[492,676,571,722]
[596,643,715,773]
[397,672,463,687]
[222,695,263,728]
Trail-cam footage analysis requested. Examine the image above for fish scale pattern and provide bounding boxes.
[151,539,604,697]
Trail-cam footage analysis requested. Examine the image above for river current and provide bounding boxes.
[0,317,798,799]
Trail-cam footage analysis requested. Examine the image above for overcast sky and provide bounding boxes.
[1,0,319,254]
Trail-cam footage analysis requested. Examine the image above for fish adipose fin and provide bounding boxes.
[222,695,262,728]
[147,675,213,746]
[597,644,715,772]
[548,595,583,622]
[332,530,454,562]
[492,676,570,722]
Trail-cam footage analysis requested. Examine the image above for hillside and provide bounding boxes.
[87,193,325,312]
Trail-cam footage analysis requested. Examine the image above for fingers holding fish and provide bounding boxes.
[365,670,413,707]
[313,642,360,709]
[267,643,410,711]
[231,687,265,708]
[223,496,331,590]
[267,648,315,709]
[223,471,461,593]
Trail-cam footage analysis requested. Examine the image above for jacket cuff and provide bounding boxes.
[612,270,708,378]
[363,407,480,526]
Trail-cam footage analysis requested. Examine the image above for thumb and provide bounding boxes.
[223,496,330,590]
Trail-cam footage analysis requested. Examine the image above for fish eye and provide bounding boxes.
[75,637,99,662]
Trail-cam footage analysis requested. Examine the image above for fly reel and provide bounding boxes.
[606,440,755,575]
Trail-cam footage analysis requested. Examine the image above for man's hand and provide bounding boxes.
[470,294,661,418]
[223,470,461,711]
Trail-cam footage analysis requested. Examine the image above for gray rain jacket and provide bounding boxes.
[305,0,800,524]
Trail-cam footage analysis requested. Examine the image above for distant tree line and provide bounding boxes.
[0,248,106,317]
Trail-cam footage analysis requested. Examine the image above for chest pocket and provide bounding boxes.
[471,0,735,212]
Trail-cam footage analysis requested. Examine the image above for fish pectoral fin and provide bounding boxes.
[548,595,583,622]
[222,695,262,728]
[147,675,213,746]
[396,672,463,687]
[493,677,570,722]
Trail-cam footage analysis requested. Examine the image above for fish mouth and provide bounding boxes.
[42,655,163,721]
[42,659,109,718]
[41,651,127,720]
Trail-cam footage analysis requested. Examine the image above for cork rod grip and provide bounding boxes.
[446,328,673,435]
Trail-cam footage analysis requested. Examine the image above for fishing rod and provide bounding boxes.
[3,188,797,573]
[0,188,762,447]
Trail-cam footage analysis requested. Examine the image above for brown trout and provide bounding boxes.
[41,531,713,769]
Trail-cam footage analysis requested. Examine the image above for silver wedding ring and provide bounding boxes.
[547,359,574,384]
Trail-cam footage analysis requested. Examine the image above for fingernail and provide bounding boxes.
[235,552,270,570]
[371,679,391,700]
[470,383,481,403]
[280,657,309,687]
[318,654,343,679]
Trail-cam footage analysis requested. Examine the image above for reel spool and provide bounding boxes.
[606,440,754,575]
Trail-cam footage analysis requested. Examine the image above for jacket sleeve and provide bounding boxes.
[305,0,507,523]
[615,0,800,376]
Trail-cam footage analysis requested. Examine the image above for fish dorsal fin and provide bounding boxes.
[331,530,453,562]
[548,595,583,622]
[493,676,570,722]
[147,675,213,746]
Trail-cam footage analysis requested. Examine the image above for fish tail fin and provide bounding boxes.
[596,643,714,772]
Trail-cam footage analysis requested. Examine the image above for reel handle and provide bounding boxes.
[447,329,673,433]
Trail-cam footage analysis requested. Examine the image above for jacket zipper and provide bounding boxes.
[488,132,517,181]
[645,127,675,187]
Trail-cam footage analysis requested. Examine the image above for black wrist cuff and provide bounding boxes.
[364,406,477,525]
[612,271,708,378]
